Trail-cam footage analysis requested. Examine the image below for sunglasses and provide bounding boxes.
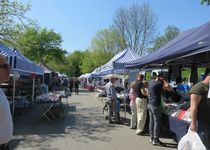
[0,64,10,69]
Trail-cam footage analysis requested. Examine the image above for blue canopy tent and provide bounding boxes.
[125,21,210,68]
[91,67,103,77]
[0,44,44,74]
[97,49,140,75]
[96,49,141,117]
[0,43,44,117]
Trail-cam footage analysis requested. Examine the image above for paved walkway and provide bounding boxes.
[10,89,177,150]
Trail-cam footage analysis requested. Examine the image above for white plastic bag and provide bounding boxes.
[178,129,206,150]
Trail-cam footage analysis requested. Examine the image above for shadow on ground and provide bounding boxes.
[10,100,119,149]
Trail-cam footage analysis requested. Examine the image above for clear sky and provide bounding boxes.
[22,0,210,53]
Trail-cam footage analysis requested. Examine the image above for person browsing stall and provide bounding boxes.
[189,72,210,149]
[148,73,170,146]
[0,55,13,150]
[135,74,148,135]
[129,81,137,129]
[104,76,119,124]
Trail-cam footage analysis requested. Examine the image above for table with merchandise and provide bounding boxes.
[35,93,63,123]
[162,101,191,142]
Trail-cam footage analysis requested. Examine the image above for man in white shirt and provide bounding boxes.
[0,55,13,150]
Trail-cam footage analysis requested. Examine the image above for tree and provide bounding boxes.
[81,28,118,73]
[66,51,84,77]
[80,48,115,73]
[150,25,180,52]
[16,27,66,64]
[47,57,69,75]
[91,29,121,55]
[200,0,210,5]
[80,50,95,73]
[0,0,33,46]
[111,3,158,55]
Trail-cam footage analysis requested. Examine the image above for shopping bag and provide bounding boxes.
[178,128,206,150]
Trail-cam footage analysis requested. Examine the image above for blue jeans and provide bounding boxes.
[197,121,210,149]
[107,98,119,123]
[148,104,162,138]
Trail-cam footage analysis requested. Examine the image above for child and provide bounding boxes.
[129,81,137,129]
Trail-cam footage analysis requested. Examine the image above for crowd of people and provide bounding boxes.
[127,72,210,148]
[103,72,210,148]
[127,73,170,146]
[0,51,209,149]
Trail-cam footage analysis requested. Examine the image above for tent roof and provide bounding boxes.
[98,49,141,75]
[0,44,43,74]
[125,20,210,68]
[39,63,55,73]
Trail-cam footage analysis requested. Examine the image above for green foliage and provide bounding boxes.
[91,29,121,54]
[80,50,95,73]
[16,27,66,64]
[200,0,210,5]
[66,51,84,77]
[0,0,35,46]
[181,68,191,81]
[47,57,69,75]
[78,28,118,73]
[80,49,115,74]
[145,71,151,81]
[181,67,205,82]
[150,25,180,52]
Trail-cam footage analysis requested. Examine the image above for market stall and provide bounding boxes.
[0,43,44,117]
[124,20,210,142]
[35,91,66,123]
[94,49,141,117]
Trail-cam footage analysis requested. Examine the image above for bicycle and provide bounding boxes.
[102,98,120,124]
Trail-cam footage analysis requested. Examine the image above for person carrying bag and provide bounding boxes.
[178,127,206,150]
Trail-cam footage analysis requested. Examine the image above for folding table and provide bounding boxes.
[35,94,61,123]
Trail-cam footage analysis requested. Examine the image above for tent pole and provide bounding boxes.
[124,70,126,118]
[42,73,45,84]
[32,76,35,103]
[12,76,16,119]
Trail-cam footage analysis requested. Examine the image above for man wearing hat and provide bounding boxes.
[190,72,210,149]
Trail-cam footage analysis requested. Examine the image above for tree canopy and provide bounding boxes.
[16,27,67,64]
[0,0,34,46]
[66,51,84,77]
[111,3,158,55]
[200,0,210,5]
[150,25,180,52]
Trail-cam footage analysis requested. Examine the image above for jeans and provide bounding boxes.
[75,87,79,94]
[107,98,119,123]
[148,104,162,138]
[197,121,210,149]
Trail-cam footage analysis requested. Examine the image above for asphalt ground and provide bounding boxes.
[10,89,177,150]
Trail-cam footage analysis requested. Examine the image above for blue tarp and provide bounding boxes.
[0,44,44,74]
[125,21,210,68]
[96,49,141,75]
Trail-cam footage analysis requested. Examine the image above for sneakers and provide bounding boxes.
[136,130,143,135]
[149,137,153,143]
[152,138,165,146]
